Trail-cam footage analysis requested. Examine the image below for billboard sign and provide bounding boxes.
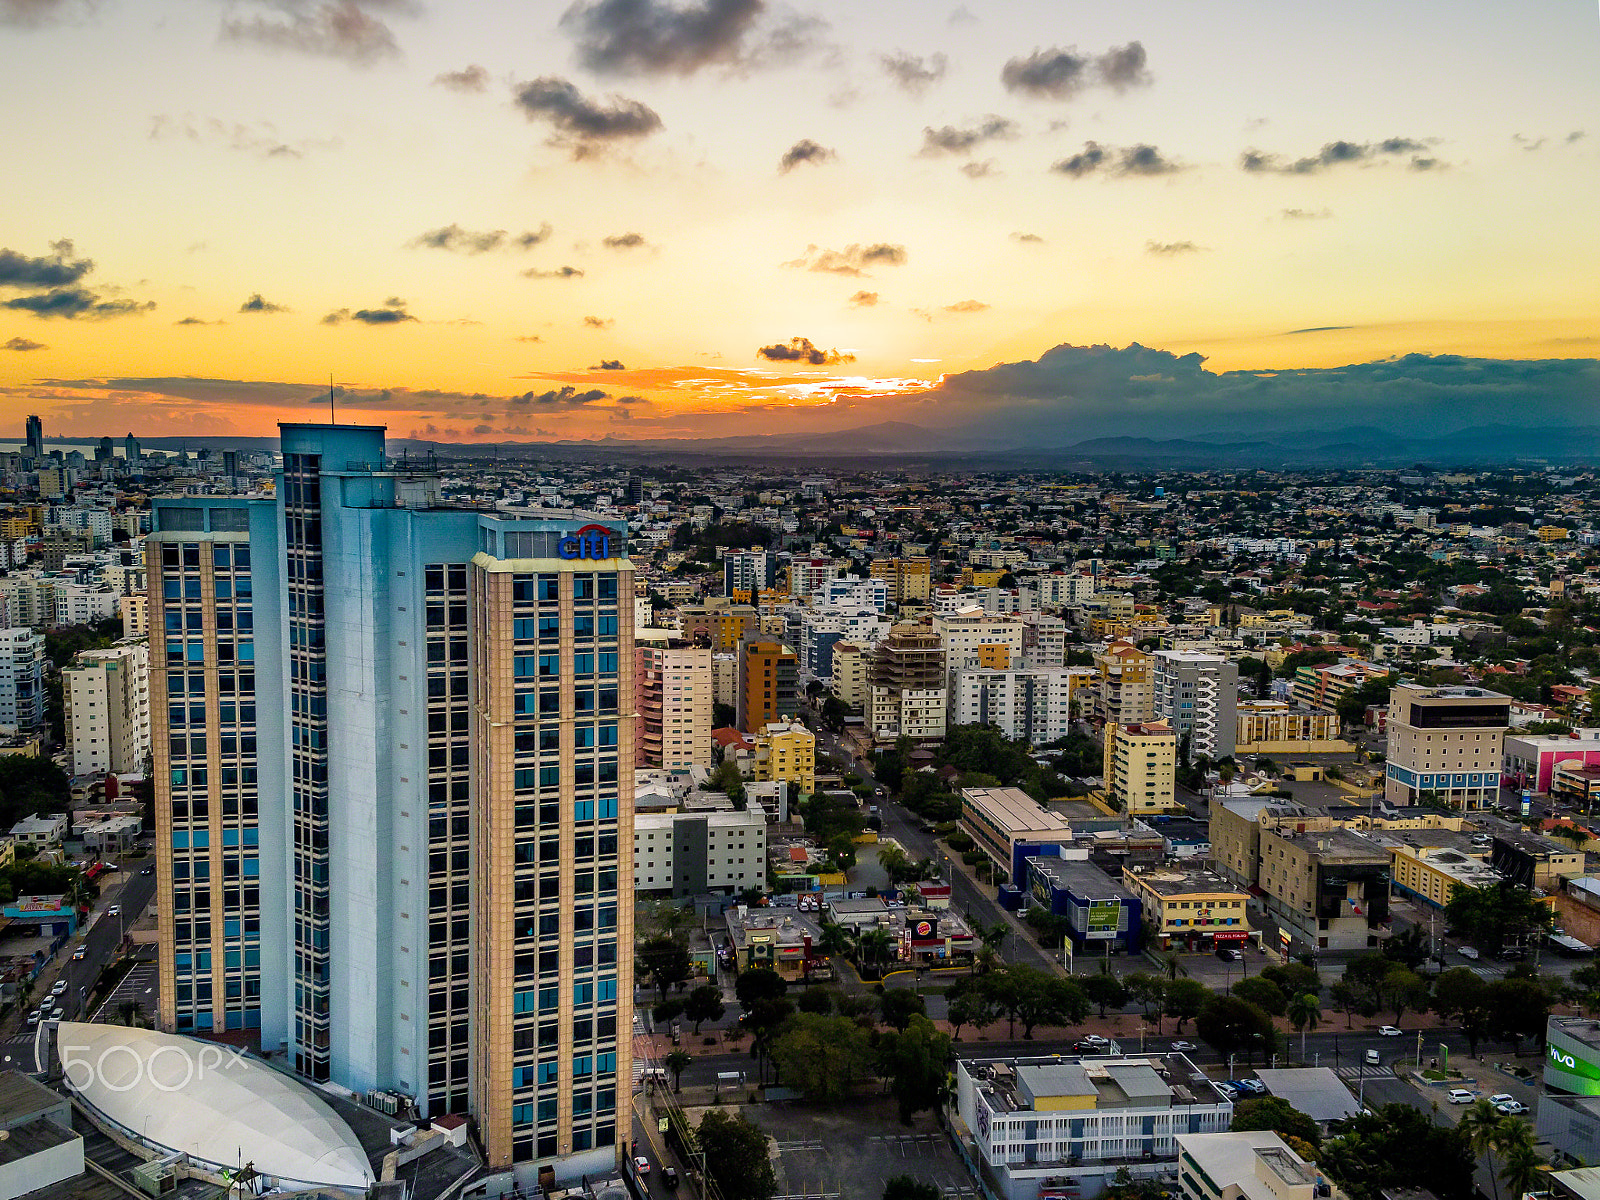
[1547,1034,1600,1095]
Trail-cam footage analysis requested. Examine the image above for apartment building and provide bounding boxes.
[1291,660,1388,713]
[634,809,766,897]
[950,667,1089,746]
[635,631,712,772]
[1152,651,1237,760]
[1233,701,1349,754]
[820,576,889,613]
[1019,613,1067,669]
[866,623,947,742]
[722,550,774,598]
[0,628,45,734]
[830,641,870,711]
[676,601,759,652]
[1384,683,1510,808]
[753,720,815,796]
[1102,722,1177,815]
[934,607,1023,681]
[62,640,150,777]
[952,1054,1232,1200]
[870,556,932,605]
[735,639,798,732]
[147,425,633,1182]
[1093,642,1155,727]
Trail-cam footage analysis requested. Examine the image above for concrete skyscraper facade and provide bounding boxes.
[148,424,633,1182]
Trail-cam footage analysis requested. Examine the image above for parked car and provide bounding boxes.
[1498,947,1526,962]
[1457,946,1480,960]
[1448,1089,1476,1104]
[1216,947,1241,962]
[1236,1079,1266,1095]
[1364,1049,1380,1065]
[1378,1025,1402,1036]
[633,1157,651,1177]
[1488,1094,1515,1107]
[1496,1101,1529,1116]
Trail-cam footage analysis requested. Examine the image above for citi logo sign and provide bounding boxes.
[558,524,616,561]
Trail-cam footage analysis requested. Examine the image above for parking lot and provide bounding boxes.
[92,959,157,1024]
[738,1098,976,1200]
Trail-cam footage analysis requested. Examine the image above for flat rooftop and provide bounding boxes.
[963,786,1074,834]
[1025,855,1137,899]
[968,1055,1219,1114]
[1125,866,1249,898]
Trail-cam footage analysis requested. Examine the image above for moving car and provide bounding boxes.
[1457,946,1480,960]
[72,946,86,960]
[49,980,68,996]
[663,1167,679,1189]
[1447,1089,1476,1104]
[1078,1034,1110,1047]
[106,905,120,917]
[633,1157,651,1177]
[1364,1049,1380,1065]
[47,1007,64,1021]
[1169,1041,1196,1052]
[1378,1025,1402,1036]
[24,1010,39,1028]
[141,865,154,876]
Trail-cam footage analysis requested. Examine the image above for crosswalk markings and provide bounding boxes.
[1333,1065,1396,1080]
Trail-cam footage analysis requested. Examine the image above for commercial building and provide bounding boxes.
[960,786,1075,876]
[1384,684,1511,808]
[1234,702,1350,755]
[735,639,798,732]
[635,631,712,772]
[147,424,633,1180]
[63,640,150,778]
[1540,1017,1600,1164]
[1257,823,1390,952]
[870,556,932,605]
[0,1069,83,1199]
[951,1054,1232,1200]
[0,627,45,734]
[1023,854,1143,955]
[1504,729,1600,794]
[1175,1131,1318,1200]
[866,624,947,742]
[1122,865,1253,951]
[634,809,766,897]
[1103,722,1177,815]
[951,667,1086,746]
[1152,651,1237,760]
[1488,821,1585,889]
[1094,642,1155,727]
[753,720,815,796]
[1386,839,1498,908]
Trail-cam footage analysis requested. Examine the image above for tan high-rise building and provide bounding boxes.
[867,623,946,742]
[63,640,150,777]
[677,601,760,651]
[1094,641,1155,726]
[635,631,712,771]
[871,556,932,605]
[754,720,815,795]
[831,641,870,711]
[1385,683,1510,809]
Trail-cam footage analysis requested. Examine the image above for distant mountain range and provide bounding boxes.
[32,421,1599,469]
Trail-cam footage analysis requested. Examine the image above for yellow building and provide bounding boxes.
[959,568,1006,588]
[1235,701,1353,754]
[1538,526,1570,542]
[975,643,1012,670]
[830,641,870,711]
[1121,866,1253,950]
[1094,641,1155,725]
[754,720,816,797]
[870,556,932,604]
[1103,721,1177,815]
[1389,841,1498,909]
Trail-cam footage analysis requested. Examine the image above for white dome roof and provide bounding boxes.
[59,1022,374,1189]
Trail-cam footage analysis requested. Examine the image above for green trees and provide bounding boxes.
[878,1014,953,1124]
[1163,979,1210,1033]
[856,927,897,977]
[880,989,928,1032]
[697,1111,777,1200]
[734,967,787,1009]
[1231,977,1287,1017]
[684,984,726,1032]
[1459,1099,1540,1200]
[1320,1104,1475,1200]
[883,1177,941,1200]
[1444,881,1554,954]
[1196,995,1277,1063]
[1231,1097,1321,1147]
[771,1013,874,1101]
[1080,972,1128,1018]
[639,937,693,1002]
[0,756,71,830]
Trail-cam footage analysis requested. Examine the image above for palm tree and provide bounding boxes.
[1160,950,1188,982]
[1498,1123,1543,1200]
[665,1049,693,1094]
[1287,992,1321,1060]
[1459,1101,1509,1200]
[818,921,853,960]
[857,927,896,977]
[877,845,912,887]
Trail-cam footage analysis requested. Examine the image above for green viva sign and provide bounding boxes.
[1549,1041,1600,1092]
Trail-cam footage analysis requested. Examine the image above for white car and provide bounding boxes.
[1447,1089,1476,1104]
[1364,1049,1380,1065]
[1079,1034,1110,1047]
[49,980,68,996]
[1377,1025,1402,1036]
[1457,946,1480,960]
[1169,1041,1196,1052]
[106,905,121,917]
[1488,1094,1514,1106]
[1497,1101,1529,1116]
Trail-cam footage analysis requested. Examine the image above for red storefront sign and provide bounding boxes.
[1213,930,1249,942]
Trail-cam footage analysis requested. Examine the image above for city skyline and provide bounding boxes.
[0,0,1596,446]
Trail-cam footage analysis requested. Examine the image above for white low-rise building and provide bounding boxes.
[634,808,767,898]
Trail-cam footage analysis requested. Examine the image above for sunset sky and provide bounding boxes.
[1,0,1596,446]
